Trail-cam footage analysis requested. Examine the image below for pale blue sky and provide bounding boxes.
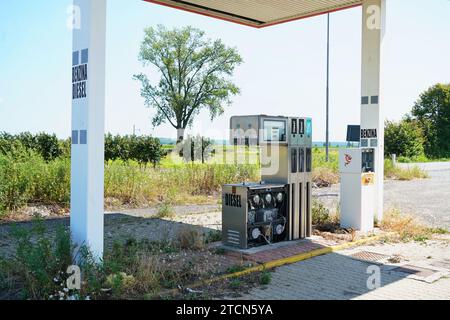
[0,0,449,141]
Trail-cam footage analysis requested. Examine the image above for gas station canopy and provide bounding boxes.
[145,0,362,28]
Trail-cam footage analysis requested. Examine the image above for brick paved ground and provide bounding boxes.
[223,236,340,264]
[233,240,450,300]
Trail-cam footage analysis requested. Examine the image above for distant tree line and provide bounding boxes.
[0,132,69,161]
[385,83,450,160]
[104,134,165,166]
[0,132,165,166]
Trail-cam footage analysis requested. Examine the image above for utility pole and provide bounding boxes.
[325,13,330,162]
[133,125,140,136]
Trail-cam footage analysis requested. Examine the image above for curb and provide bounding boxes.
[163,233,389,297]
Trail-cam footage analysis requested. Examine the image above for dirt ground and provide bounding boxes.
[3,164,449,258]
[1,163,449,299]
[0,211,251,300]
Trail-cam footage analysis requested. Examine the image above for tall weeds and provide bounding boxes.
[384,159,428,180]
[0,153,259,216]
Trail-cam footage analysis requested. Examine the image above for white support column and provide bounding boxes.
[360,0,386,222]
[71,0,107,260]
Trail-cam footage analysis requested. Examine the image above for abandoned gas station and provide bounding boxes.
[71,0,386,259]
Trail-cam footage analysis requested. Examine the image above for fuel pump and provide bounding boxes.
[339,147,376,232]
[223,115,313,249]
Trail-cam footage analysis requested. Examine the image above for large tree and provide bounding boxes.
[134,25,242,141]
[411,83,450,158]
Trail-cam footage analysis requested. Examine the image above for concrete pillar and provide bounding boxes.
[71,0,107,260]
[360,0,386,222]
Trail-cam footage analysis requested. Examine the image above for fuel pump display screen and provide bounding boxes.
[291,119,297,134]
[299,119,305,135]
[362,149,375,173]
[263,120,286,142]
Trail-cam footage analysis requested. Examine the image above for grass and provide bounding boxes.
[380,208,447,242]
[229,278,243,289]
[259,270,272,285]
[2,208,447,300]
[213,248,226,255]
[0,220,74,300]
[397,155,450,163]
[0,153,70,215]
[155,201,175,219]
[309,147,428,185]
[1,147,338,219]
[104,160,259,207]
[312,147,339,172]
[384,159,428,180]
[429,227,449,235]
[0,146,431,221]
[0,152,259,219]
[205,230,222,243]
[226,264,247,274]
[0,221,222,300]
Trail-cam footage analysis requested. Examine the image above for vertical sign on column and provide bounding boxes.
[71,0,107,260]
[360,0,386,222]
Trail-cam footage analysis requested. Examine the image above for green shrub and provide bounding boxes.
[312,199,332,226]
[104,133,164,166]
[205,230,222,243]
[34,133,65,161]
[0,132,64,161]
[259,270,272,285]
[3,221,74,299]
[385,120,425,159]
[156,201,175,218]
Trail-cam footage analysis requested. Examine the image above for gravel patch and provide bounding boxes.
[108,204,221,218]
[312,162,450,230]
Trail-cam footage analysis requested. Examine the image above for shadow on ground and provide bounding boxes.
[0,213,218,257]
[0,213,417,300]
[235,250,430,300]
